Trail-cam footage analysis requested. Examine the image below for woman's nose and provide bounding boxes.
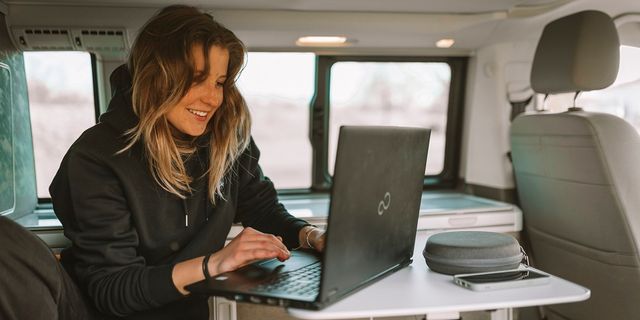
[201,86,222,107]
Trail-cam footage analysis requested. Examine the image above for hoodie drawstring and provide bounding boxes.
[182,200,189,227]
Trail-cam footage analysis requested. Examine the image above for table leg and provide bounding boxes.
[209,297,237,320]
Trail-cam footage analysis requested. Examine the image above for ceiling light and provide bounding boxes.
[436,38,455,48]
[296,36,349,47]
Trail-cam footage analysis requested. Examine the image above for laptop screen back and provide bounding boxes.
[318,126,430,303]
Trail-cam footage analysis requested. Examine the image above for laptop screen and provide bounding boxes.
[319,126,430,303]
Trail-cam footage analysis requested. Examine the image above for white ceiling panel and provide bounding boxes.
[4,0,640,53]
[4,0,569,14]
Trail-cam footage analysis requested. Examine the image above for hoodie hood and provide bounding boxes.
[98,64,138,134]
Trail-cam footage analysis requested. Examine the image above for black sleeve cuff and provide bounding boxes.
[145,264,184,306]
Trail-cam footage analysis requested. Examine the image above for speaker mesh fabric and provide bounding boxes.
[423,231,523,275]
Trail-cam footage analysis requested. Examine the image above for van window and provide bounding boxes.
[541,45,640,130]
[328,61,452,175]
[0,63,14,214]
[24,52,96,199]
[237,52,315,189]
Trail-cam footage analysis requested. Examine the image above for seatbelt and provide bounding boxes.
[507,88,534,122]
[506,88,534,163]
[509,96,533,121]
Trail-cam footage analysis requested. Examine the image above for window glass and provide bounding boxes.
[237,52,315,189]
[0,64,14,214]
[24,52,95,198]
[541,45,640,131]
[329,62,451,175]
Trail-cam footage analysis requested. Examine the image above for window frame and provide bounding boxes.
[307,55,467,192]
[0,62,16,215]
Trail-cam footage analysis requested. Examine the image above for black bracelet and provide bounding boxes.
[202,254,212,279]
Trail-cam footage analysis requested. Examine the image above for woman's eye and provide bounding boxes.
[216,82,225,88]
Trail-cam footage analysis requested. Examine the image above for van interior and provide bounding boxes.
[1,0,640,319]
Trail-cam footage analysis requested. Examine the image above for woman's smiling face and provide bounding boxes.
[166,44,229,137]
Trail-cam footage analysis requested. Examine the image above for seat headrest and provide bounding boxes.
[531,10,620,94]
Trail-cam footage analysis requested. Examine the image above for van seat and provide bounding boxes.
[511,10,640,320]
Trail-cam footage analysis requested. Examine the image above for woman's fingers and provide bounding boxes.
[238,228,289,253]
[232,249,279,269]
[214,228,291,273]
[237,234,288,253]
[248,234,288,252]
[240,228,280,240]
[235,240,290,260]
[215,245,284,274]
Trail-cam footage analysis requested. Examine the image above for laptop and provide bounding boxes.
[187,126,431,310]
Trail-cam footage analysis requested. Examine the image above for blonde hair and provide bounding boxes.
[123,5,250,203]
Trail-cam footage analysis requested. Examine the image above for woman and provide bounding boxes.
[49,4,324,319]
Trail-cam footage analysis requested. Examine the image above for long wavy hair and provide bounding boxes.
[123,5,251,203]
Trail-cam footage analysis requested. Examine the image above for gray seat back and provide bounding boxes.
[510,10,640,320]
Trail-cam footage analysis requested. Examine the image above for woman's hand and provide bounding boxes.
[299,226,326,252]
[207,227,291,276]
[309,228,326,252]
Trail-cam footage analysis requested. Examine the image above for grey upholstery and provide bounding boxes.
[511,11,640,320]
[531,10,619,94]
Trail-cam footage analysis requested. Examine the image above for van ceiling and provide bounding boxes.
[4,0,569,13]
[3,0,640,55]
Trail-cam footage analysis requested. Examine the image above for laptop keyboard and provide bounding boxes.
[251,261,321,297]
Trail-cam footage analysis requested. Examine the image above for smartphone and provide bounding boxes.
[453,269,550,291]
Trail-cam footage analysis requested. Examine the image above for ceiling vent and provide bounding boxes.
[72,28,129,60]
[11,27,129,60]
[12,27,74,51]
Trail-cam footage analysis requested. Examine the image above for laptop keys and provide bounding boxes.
[251,261,321,296]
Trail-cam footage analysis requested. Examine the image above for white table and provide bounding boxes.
[287,233,590,320]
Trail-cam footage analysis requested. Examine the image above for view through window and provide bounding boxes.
[24,51,95,199]
[237,52,315,189]
[329,61,451,175]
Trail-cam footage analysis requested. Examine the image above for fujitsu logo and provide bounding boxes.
[377,192,391,215]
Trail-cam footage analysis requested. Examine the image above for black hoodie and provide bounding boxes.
[50,65,309,319]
